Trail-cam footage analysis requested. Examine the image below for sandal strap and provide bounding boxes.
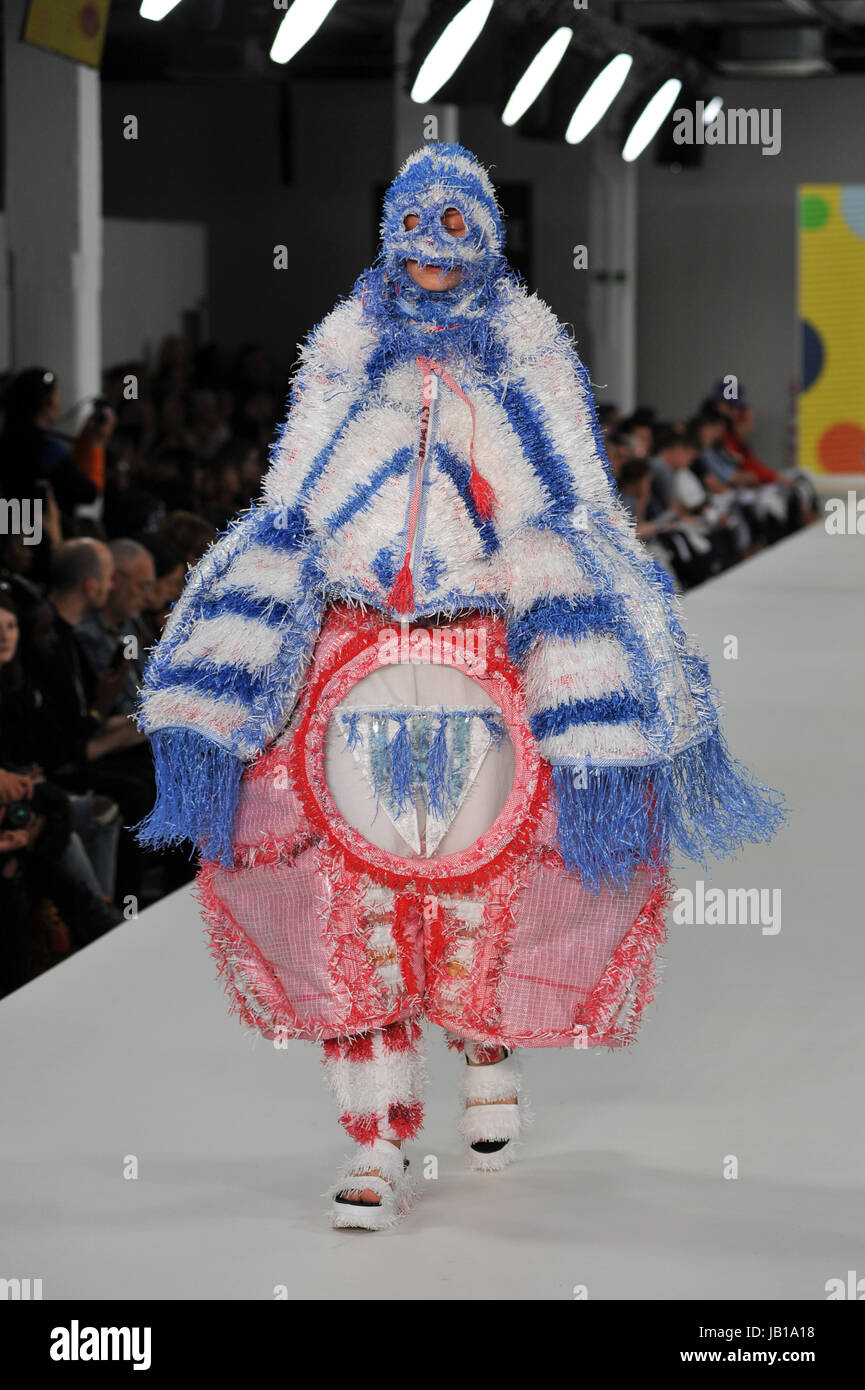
[459,1102,522,1145]
[337,1137,405,1187]
[462,1053,521,1103]
[333,1173,395,1204]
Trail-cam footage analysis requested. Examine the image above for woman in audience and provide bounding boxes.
[0,590,122,908]
[138,532,186,643]
[0,367,114,518]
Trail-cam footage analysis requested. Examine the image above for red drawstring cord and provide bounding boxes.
[387,354,498,613]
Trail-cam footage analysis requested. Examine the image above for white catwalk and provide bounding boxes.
[1,522,862,1301]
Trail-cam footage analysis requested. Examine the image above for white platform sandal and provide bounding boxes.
[328,1138,415,1230]
[458,1046,522,1172]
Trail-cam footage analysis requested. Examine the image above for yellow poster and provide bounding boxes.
[22,0,111,69]
[798,183,865,473]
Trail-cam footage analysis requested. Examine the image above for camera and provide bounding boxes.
[2,800,35,831]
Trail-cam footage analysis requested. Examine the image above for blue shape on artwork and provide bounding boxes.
[799,319,824,393]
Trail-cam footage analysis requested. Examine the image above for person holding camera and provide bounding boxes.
[0,367,116,514]
[0,761,119,998]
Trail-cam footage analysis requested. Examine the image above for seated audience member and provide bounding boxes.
[723,399,817,532]
[141,446,197,514]
[0,526,52,607]
[649,424,689,513]
[0,767,37,995]
[618,457,662,534]
[689,407,739,485]
[0,608,122,991]
[0,762,119,997]
[158,511,216,568]
[138,533,186,642]
[707,385,817,535]
[646,426,724,587]
[76,539,156,719]
[709,386,781,485]
[0,589,121,902]
[0,367,113,517]
[35,541,152,902]
[689,412,759,553]
[621,407,656,460]
[189,388,232,461]
[45,537,116,708]
[199,444,244,531]
[617,457,679,584]
[604,431,632,483]
[46,539,193,900]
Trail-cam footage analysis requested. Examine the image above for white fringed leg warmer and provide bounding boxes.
[323,1019,425,1229]
[321,1018,427,1146]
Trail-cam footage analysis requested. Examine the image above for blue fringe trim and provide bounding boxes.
[342,708,504,819]
[550,729,786,894]
[427,713,451,816]
[343,711,362,751]
[389,714,415,815]
[135,729,243,868]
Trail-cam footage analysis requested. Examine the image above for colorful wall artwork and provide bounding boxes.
[798,185,865,474]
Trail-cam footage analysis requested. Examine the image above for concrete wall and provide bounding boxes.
[0,213,206,376]
[101,78,394,387]
[102,218,206,366]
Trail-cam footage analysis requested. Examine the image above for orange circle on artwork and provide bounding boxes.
[817,422,865,473]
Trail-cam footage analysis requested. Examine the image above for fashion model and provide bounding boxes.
[137,142,783,1230]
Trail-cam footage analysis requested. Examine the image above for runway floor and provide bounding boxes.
[1,522,862,1299]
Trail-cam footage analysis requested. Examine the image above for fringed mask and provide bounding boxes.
[358,141,513,374]
[379,142,505,292]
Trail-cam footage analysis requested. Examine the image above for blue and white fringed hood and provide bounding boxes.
[136,141,784,885]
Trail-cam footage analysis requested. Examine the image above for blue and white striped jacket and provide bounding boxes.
[137,281,782,886]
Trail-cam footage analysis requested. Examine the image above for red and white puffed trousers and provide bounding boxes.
[195,603,669,1144]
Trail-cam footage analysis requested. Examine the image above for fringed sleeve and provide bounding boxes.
[501,517,785,893]
[494,285,784,890]
[135,504,326,867]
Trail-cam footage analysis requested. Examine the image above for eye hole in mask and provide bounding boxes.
[402,206,467,237]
